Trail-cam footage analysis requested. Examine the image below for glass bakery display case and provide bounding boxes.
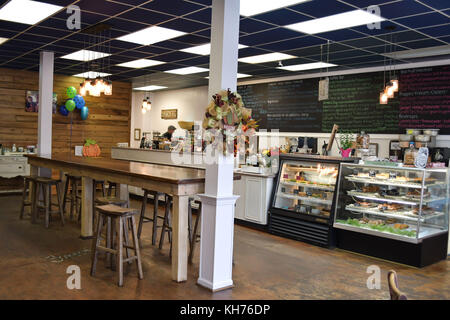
[269,154,358,247]
[334,163,449,267]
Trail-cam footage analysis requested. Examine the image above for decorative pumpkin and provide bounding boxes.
[82,139,101,157]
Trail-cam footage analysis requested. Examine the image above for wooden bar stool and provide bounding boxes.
[94,179,106,197]
[62,174,81,220]
[107,182,117,197]
[93,196,129,266]
[34,177,65,228]
[137,189,166,245]
[19,175,37,220]
[75,180,109,224]
[159,196,201,262]
[188,199,202,264]
[90,204,143,287]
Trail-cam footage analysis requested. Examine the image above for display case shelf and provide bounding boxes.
[344,176,440,189]
[277,193,333,205]
[346,190,446,206]
[344,204,444,223]
[279,180,335,191]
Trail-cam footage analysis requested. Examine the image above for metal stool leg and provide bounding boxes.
[116,216,124,287]
[130,215,144,280]
[151,192,159,245]
[137,190,148,239]
[55,182,65,226]
[90,213,104,276]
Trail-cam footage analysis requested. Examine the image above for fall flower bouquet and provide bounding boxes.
[203,89,258,154]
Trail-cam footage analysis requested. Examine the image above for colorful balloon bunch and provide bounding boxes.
[59,86,89,120]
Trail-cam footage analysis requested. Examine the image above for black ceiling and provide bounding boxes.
[0,0,449,90]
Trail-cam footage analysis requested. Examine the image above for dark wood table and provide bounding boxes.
[25,154,208,282]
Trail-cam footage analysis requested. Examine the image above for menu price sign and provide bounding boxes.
[398,66,450,133]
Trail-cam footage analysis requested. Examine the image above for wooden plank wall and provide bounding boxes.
[0,67,131,157]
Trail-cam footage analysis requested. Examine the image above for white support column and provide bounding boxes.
[197,0,240,292]
[37,51,54,177]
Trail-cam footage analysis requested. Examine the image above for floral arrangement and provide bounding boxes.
[203,89,258,134]
[203,89,259,155]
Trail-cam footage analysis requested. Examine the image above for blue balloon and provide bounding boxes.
[73,94,85,109]
[59,105,69,116]
[80,106,89,120]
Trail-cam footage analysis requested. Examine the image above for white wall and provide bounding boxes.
[130,86,209,148]
[130,86,450,156]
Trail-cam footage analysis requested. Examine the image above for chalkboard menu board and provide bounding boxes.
[237,65,450,134]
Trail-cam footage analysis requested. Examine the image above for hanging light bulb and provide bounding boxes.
[142,99,148,109]
[80,83,87,96]
[141,106,147,114]
[104,80,112,96]
[386,84,395,98]
[146,97,151,111]
[380,91,388,104]
[90,81,101,97]
[391,79,399,92]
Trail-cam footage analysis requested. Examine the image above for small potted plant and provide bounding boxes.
[338,131,354,158]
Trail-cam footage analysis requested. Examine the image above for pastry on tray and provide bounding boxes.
[355,201,373,207]
[406,189,430,199]
[356,172,370,178]
[368,219,384,226]
[362,185,380,193]
[376,173,389,180]
[393,223,409,230]
[395,176,409,182]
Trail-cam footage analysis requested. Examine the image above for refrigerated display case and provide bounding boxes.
[268,154,358,247]
[334,163,449,267]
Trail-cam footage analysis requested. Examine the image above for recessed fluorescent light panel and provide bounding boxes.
[285,9,386,34]
[181,43,248,55]
[134,85,168,91]
[165,66,209,75]
[73,71,112,78]
[278,62,337,71]
[0,0,63,25]
[238,52,296,64]
[61,50,111,62]
[117,26,186,45]
[0,37,8,45]
[117,59,165,68]
[240,0,310,17]
[384,45,450,59]
[205,73,252,79]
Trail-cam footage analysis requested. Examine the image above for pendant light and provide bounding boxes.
[79,24,113,97]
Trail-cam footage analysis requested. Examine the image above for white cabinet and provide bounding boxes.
[0,156,29,178]
[233,173,274,225]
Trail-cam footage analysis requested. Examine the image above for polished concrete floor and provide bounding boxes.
[0,194,448,300]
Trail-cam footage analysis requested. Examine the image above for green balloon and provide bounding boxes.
[65,99,76,112]
[66,86,77,99]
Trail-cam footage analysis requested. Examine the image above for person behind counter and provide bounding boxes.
[162,125,176,141]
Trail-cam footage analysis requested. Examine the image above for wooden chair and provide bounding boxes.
[19,175,37,220]
[387,270,408,300]
[33,177,65,228]
[91,204,143,287]
[137,189,166,245]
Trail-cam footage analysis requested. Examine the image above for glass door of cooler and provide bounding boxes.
[273,160,340,220]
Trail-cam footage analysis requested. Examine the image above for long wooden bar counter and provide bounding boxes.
[25,154,207,282]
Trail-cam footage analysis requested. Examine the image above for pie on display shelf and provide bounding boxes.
[333,163,449,267]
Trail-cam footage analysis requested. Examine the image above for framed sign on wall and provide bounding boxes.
[161,109,177,120]
[134,128,141,141]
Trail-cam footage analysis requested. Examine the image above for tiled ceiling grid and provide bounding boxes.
[0,0,448,90]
